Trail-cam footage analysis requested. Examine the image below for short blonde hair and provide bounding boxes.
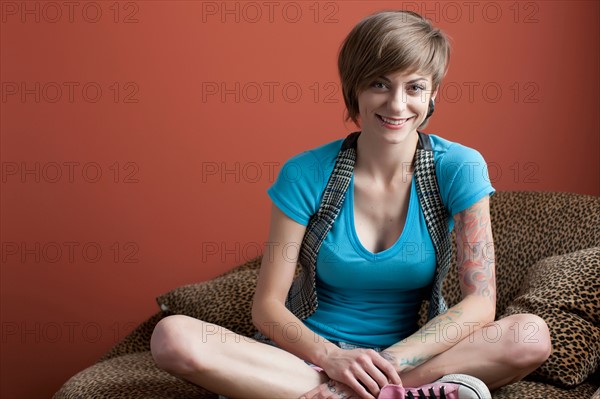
[338,10,451,125]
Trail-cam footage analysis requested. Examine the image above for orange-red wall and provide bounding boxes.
[1,1,598,398]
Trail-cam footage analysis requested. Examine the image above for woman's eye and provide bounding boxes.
[408,84,426,93]
[371,81,387,89]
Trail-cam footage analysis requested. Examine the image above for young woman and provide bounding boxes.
[150,10,551,399]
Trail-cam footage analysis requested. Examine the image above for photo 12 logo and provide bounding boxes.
[1,162,140,184]
[1,321,137,344]
[1,2,140,23]
[200,1,340,24]
[200,81,340,104]
[1,241,140,264]
[397,1,540,24]
[1,82,140,104]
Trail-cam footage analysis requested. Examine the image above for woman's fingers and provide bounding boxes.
[353,350,401,391]
[319,348,401,399]
[365,350,398,387]
[336,375,375,399]
[350,366,382,397]
[372,352,402,385]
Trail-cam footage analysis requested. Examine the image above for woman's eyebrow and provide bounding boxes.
[379,76,428,84]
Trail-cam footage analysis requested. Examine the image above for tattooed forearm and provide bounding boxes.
[454,196,497,302]
[381,350,434,372]
[407,307,464,344]
[382,302,496,372]
[382,307,463,370]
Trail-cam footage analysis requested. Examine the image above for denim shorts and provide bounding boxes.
[252,331,386,365]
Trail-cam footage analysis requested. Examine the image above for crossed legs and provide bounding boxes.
[150,313,551,398]
[150,315,328,398]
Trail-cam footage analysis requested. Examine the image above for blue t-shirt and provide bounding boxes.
[267,134,495,348]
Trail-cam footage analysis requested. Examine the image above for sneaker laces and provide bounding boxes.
[406,385,447,399]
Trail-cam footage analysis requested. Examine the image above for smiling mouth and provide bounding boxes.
[376,114,413,125]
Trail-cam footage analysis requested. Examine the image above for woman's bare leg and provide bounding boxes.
[150,315,328,399]
[393,314,552,391]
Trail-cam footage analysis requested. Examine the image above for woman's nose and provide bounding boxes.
[389,90,407,113]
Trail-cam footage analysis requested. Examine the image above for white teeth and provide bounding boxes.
[380,115,408,125]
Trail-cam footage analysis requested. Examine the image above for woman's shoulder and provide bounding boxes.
[267,136,347,226]
[426,133,495,217]
[427,133,487,165]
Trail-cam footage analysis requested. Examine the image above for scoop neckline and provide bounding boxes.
[346,174,416,261]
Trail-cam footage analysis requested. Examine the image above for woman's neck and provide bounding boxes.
[354,130,419,187]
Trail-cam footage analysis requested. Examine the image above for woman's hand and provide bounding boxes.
[300,379,359,399]
[317,348,402,399]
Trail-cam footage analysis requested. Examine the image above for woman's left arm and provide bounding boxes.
[381,195,497,374]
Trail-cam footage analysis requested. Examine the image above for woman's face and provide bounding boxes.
[357,69,436,142]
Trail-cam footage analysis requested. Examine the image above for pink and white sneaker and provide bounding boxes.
[378,374,491,399]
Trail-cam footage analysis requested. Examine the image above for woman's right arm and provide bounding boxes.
[251,203,401,399]
[252,202,339,366]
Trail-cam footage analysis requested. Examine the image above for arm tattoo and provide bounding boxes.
[381,350,433,372]
[454,196,497,302]
[398,355,434,368]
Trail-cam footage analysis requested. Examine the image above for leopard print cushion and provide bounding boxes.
[155,258,262,339]
[53,351,216,399]
[491,379,597,399]
[501,247,600,387]
[485,191,599,316]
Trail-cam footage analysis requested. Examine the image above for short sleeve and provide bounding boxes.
[435,142,496,219]
[267,151,328,226]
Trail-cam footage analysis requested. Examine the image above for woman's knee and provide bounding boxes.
[150,315,209,375]
[499,313,552,370]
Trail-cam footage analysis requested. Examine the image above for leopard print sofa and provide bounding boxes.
[54,191,600,399]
